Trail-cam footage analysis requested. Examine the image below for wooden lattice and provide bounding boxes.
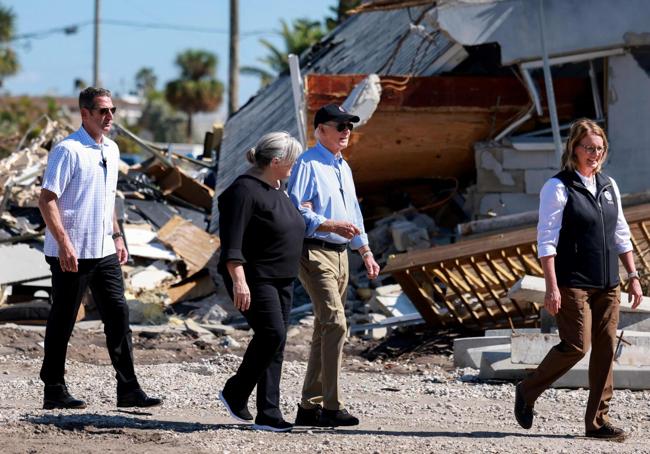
[383,204,650,330]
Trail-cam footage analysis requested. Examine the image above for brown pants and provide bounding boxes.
[519,286,620,431]
[298,245,349,411]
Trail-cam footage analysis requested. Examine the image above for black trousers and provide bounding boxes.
[223,275,294,422]
[41,254,140,394]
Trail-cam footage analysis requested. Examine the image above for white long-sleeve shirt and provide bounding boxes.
[536,171,633,259]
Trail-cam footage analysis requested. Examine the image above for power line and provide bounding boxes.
[11,19,273,42]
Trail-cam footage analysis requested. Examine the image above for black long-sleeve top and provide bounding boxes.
[217,174,306,280]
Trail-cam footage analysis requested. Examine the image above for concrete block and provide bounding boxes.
[475,146,524,193]
[485,328,541,337]
[511,333,586,366]
[511,331,650,367]
[478,350,531,381]
[453,337,511,368]
[502,148,557,169]
[508,275,650,313]
[477,167,525,193]
[478,193,540,216]
[524,169,558,194]
[390,221,429,252]
[480,352,650,389]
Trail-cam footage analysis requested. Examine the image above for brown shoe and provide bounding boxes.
[514,383,534,429]
[585,422,626,441]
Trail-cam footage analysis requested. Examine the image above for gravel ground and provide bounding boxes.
[1,325,649,453]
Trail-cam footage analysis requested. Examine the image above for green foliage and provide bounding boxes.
[0,3,18,86]
[135,67,157,96]
[241,18,324,88]
[165,49,224,140]
[0,96,66,158]
[138,92,186,144]
[325,0,361,31]
[243,0,360,88]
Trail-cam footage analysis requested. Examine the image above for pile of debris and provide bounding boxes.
[0,117,453,345]
[0,119,240,344]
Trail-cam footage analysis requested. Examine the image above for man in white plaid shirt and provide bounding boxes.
[38,87,161,410]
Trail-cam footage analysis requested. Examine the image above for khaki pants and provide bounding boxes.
[298,245,349,410]
[519,286,620,432]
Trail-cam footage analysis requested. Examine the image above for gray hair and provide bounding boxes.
[246,131,302,168]
[79,87,112,110]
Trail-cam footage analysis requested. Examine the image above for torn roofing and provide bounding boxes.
[432,0,650,66]
[211,6,459,231]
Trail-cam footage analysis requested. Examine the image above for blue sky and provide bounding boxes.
[3,0,336,108]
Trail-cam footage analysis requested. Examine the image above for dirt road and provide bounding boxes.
[1,324,649,453]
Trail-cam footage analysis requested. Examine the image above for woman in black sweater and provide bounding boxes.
[217,131,305,432]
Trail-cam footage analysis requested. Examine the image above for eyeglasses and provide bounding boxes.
[93,106,117,116]
[325,122,354,132]
[578,143,605,154]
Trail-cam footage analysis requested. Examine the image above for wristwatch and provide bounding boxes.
[627,271,640,280]
[112,232,124,240]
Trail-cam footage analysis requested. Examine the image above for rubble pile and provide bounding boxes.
[0,120,238,345]
[0,119,470,344]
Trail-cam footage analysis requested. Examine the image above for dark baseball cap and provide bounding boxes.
[313,104,360,129]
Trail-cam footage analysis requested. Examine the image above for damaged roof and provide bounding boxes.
[211,6,460,231]
[433,0,650,65]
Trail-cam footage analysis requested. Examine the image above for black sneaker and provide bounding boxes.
[117,389,162,408]
[514,382,534,429]
[43,384,86,410]
[318,408,359,427]
[252,417,293,433]
[219,390,253,422]
[586,422,626,441]
[294,404,322,426]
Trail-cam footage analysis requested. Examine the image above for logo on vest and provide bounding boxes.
[603,190,614,204]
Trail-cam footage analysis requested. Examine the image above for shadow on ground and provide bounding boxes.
[25,413,576,440]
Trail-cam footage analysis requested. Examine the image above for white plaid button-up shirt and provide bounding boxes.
[42,126,120,259]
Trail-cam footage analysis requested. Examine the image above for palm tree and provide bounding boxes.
[165,50,224,140]
[135,67,157,97]
[241,18,324,87]
[0,4,18,87]
[325,0,361,30]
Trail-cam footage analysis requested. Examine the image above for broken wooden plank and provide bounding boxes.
[145,163,214,211]
[383,203,650,330]
[156,215,220,278]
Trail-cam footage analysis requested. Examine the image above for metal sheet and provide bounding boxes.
[434,0,650,65]
[0,244,50,285]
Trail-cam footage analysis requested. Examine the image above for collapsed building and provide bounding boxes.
[209,0,650,335]
[3,1,650,372]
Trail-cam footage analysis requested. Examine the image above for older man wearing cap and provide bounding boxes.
[288,103,380,427]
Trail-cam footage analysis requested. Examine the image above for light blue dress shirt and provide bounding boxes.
[287,141,368,250]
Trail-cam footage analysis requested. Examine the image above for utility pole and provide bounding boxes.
[228,0,239,117]
[93,0,101,87]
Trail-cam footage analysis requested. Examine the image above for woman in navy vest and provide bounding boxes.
[513,118,643,441]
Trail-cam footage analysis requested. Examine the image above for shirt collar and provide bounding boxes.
[315,141,342,164]
[78,125,104,147]
[574,170,596,187]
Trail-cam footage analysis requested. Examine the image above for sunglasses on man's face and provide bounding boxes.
[325,122,354,133]
[93,106,117,116]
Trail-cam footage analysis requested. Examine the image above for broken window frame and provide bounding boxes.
[495,47,626,142]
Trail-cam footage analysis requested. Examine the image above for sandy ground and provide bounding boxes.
[1,323,649,454]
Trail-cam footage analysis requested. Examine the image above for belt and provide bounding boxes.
[304,238,348,252]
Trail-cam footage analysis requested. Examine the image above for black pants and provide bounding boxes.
[223,275,294,422]
[41,254,140,394]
